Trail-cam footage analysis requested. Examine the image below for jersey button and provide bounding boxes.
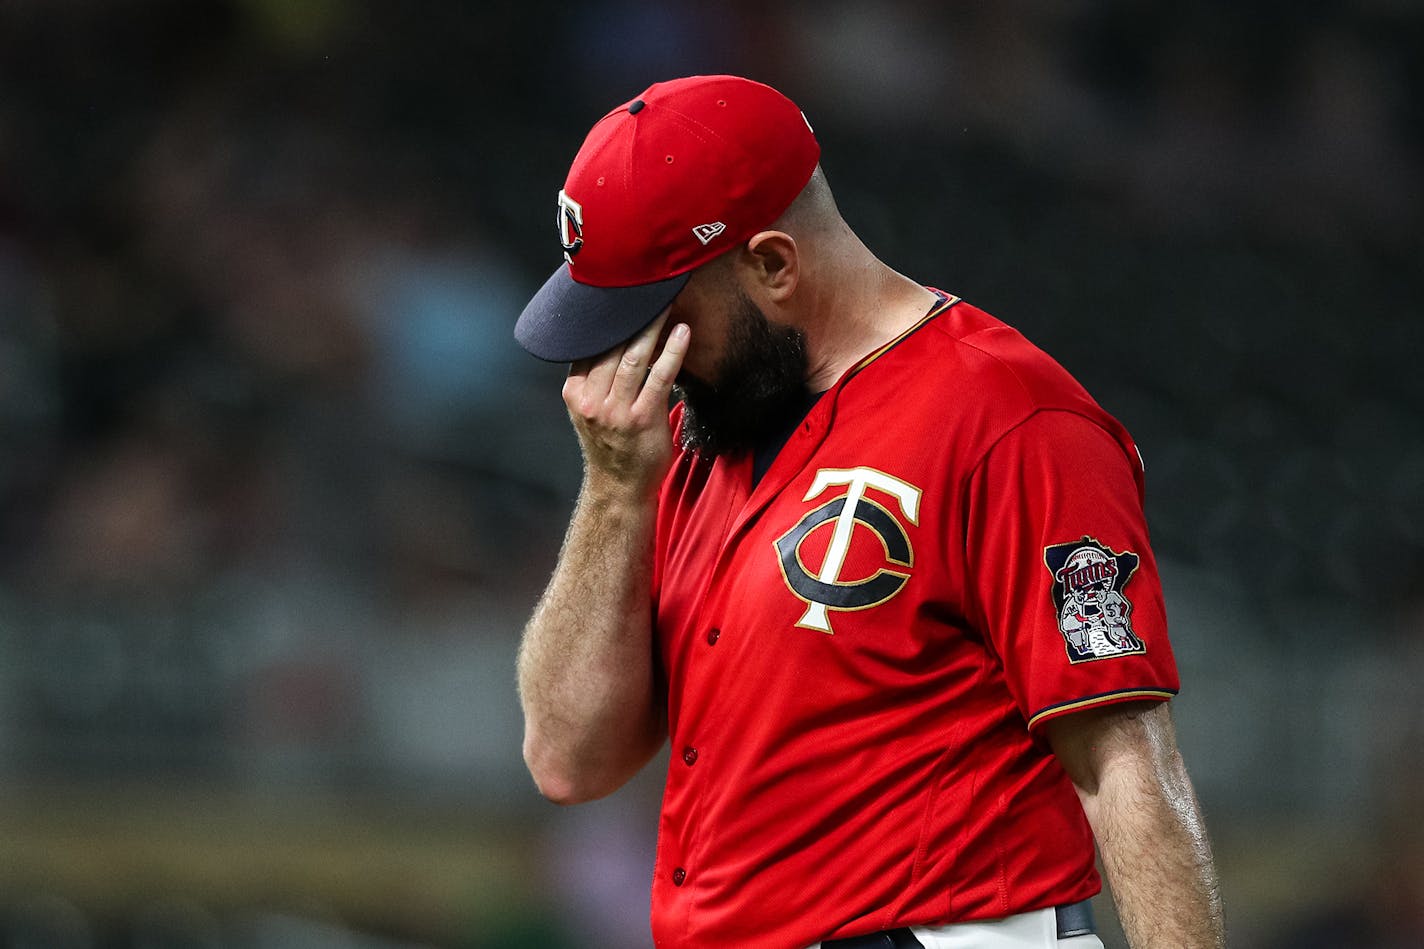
[672,867,687,886]
[682,747,698,766]
[706,627,721,645]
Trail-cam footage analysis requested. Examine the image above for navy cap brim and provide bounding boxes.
[515,263,692,363]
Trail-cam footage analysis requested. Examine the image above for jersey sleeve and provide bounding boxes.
[963,409,1179,731]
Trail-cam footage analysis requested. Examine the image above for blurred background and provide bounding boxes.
[0,0,1420,946]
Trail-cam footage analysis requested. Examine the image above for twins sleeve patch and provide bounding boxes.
[1043,537,1146,663]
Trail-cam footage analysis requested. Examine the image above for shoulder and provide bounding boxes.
[847,297,1119,447]
[921,300,1097,412]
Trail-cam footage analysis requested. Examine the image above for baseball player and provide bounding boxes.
[514,75,1225,949]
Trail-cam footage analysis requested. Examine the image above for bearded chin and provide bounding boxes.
[674,297,810,459]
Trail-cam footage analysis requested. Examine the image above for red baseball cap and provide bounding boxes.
[515,75,821,362]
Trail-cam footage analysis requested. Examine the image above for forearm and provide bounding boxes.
[517,479,665,804]
[1075,707,1225,948]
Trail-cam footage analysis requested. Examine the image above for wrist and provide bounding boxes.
[581,469,662,509]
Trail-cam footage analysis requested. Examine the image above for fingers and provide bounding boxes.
[564,336,629,415]
[559,316,690,490]
[634,322,689,414]
[565,310,675,411]
[573,341,625,403]
[609,310,671,404]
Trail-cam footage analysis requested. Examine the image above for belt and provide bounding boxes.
[821,931,922,949]
[1055,899,1097,938]
[820,899,1097,948]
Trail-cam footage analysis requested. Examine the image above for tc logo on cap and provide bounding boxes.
[557,189,584,263]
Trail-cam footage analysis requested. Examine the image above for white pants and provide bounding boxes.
[816,907,1106,949]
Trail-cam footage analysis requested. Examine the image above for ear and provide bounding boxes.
[738,230,799,303]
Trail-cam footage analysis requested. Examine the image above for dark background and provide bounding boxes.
[0,1,1421,946]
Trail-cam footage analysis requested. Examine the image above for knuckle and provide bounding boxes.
[574,396,601,420]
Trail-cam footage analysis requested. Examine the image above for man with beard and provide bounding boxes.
[513,76,1224,949]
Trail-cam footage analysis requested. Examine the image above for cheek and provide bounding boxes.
[677,337,717,385]
[657,325,706,381]
[666,306,720,382]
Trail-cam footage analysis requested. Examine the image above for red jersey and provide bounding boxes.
[648,295,1179,948]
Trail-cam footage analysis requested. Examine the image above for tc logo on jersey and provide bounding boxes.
[775,467,921,634]
[1044,537,1145,663]
[556,189,584,263]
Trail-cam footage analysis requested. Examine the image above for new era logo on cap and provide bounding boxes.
[514,75,822,362]
[692,222,726,245]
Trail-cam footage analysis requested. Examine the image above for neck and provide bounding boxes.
[797,242,939,392]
